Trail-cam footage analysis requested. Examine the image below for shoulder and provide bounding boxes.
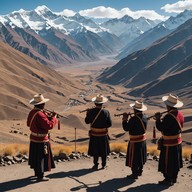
[36,110,46,118]
[102,108,110,114]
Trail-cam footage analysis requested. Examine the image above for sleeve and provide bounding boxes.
[37,111,57,131]
[155,115,170,132]
[85,110,92,124]
[122,117,134,132]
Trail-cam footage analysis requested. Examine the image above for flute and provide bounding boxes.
[114,112,134,117]
[79,107,95,113]
[43,108,68,119]
[147,110,168,120]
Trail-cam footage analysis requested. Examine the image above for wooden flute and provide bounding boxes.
[147,110,168,120]
[43,108,68,119]
[114,112,134,117]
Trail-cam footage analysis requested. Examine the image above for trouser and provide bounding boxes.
[131,165,143,176]
[34,168,44,178]
[164,173,178,183]
[93,155,107,167]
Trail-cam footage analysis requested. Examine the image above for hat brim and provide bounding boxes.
[130,103,147,111]
[29,98,49,105]
[162,96,183,108]
[91,97,108,104]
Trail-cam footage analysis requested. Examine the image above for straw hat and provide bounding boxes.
[162,94,183,108]
[91,94,108,104]
[29,94,49,105]
[130,100,147,111]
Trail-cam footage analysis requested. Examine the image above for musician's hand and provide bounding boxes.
[122,112,128,121]
[154,112,161,121]
[50,111,57,118]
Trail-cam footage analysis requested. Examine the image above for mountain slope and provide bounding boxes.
[97,18,192,107]
[0,42,86,119]
[117,10,192,60]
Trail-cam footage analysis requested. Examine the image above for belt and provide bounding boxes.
[30,131,49,143]
[129,134,146,143]
[31,131,48,137]
[90,127,108,136]
[162,133,182,146]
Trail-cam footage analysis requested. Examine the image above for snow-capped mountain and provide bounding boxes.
[100,15,159,45]
[117,9,192,60]
[0,5,162,66]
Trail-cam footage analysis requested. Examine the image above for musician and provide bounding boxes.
[122,100,148,180]
[85,94,112,170]
[154,94,184,186]
[27,94,57,182]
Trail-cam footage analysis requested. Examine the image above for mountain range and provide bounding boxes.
[0,5,159,67]
[0,5,192,119]
[98,18,192,107]
[117,9,192,60]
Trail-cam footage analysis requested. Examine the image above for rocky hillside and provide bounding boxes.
[97,18,192,107]
[0,42,87,119]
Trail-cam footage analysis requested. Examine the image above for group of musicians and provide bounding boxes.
[27,93,184,186]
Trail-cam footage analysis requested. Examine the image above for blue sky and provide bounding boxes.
[1,0,192,20]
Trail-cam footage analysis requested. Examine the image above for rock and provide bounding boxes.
[4,156,13,161]
[119,152,126,158]
[58,152,68,160]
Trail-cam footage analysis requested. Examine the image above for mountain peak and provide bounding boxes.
[74,12,82,18]
[12,8,26,14]
[120,15,134,23]
[35,5,51,13]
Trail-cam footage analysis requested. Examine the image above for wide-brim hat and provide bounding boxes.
[29,94,49,105]
[92,94,108,104]
[130,100,147,111]
[162,94,183,108]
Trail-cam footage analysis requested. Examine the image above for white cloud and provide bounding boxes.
[58,9,76,17]
[161,0,192,13]
[79,6,167,21]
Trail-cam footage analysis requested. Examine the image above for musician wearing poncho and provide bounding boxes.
[27,94,57,182]
[122,100,148,180]
[85,94,112,170]
[154,94,184,186]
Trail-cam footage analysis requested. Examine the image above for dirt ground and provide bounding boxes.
[1,155,192,192]
[0,56,192,192]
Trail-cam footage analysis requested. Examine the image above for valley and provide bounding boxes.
[0,55,191,149]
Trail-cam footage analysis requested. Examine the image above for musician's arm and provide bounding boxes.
[38,111,57,130]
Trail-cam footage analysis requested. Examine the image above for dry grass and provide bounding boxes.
[0,143,28,156]
[52,145,88,156]
[182,147,192,159]
[110,142,127,153]
[0,143,191,160]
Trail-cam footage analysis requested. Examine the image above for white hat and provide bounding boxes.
[130,100,147,111]
[162,94,183,108]
[29,94,49,105]
[91,94,108,104]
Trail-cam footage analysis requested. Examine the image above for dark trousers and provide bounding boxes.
[93,155,106,167]
[164,173,178,183]
[131,166,143,176]
[34,168,44,178]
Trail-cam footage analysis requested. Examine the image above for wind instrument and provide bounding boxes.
[43,108,68,119]
[80,106,106,113]
[114,112,134,117]
[147,110,168,120]
[79,107,95,113]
